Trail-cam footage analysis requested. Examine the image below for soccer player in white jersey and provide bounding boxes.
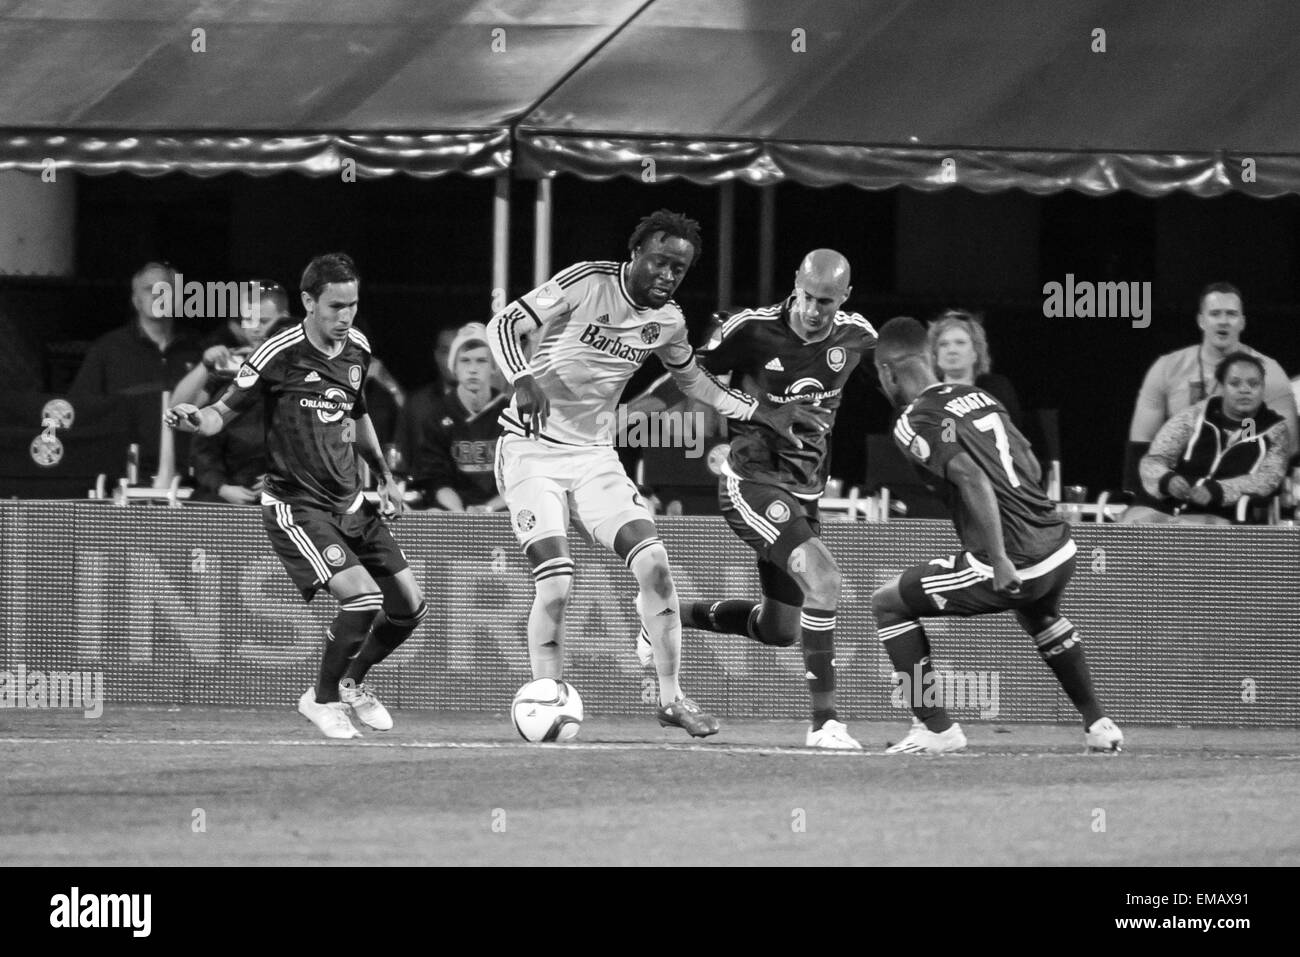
[487,210,825,737]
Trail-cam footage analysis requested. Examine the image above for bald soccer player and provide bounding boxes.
[632,249,871,748]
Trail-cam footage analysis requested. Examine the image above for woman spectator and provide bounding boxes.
[927,309,1025,431]
[1124,352,1289,524]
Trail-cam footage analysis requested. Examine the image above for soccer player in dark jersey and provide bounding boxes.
[870,316,1123,754]
[165,253,426,740]
[634,249,872,749]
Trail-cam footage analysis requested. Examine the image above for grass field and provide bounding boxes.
[1,707,1297,867]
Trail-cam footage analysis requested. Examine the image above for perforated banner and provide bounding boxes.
[0,502,1294,726]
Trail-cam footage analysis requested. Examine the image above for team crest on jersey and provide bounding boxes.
[348,365,362,387]
[516,509,536,532]
[640,322,661,344]
[323,545,346,567]
[534,281,563,309]
[909,435,931,462]
[765,500,791,523]
[826,346,846,372]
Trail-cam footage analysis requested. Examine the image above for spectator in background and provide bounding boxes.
[396,326,460,474]
[68,261,203,476]
[70,262,202,397]
[172,280,291,406]
[408,322,507,511]
[1129,282,1297,454]
[1124,352,1289,524]
[182,282,292,504]
[928,309,1025,431]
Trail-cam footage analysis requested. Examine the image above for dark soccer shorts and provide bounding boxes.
[262,499,410,600]
[719,475,820,602]
[898,539,1076,619]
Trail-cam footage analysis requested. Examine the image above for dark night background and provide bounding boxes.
[3,170,1299,497]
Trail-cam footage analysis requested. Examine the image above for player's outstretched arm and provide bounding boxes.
[944,451,1021,594]
[164,400,235,437]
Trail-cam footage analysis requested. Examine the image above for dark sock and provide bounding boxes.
[877,618,953,733]
[316,594,382,702]
[1033,617,1103,727]
[801,608,839,729]
[344,601,428,685]
[682,599,760,637]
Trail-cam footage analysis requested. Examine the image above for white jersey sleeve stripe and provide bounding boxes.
[246,326,303,370]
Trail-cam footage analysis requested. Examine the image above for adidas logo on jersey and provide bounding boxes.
[596,313,610,324]
[765,357,784,371]
[304,371,321,382]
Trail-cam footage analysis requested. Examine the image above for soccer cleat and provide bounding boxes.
[1085,716,1124,753]
[656,697,721,738]
[885,720,967,755]
[634,626,655,668]
[806,719,863,750]
[340,680,393,732]
[297,687,361,739]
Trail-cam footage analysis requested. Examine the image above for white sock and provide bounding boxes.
[528,561,572,678]
[637,591,683,705]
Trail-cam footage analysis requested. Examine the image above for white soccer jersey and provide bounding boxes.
[488,260,756,447]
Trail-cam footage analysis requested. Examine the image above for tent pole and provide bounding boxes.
[758,185,775,304]
[493,174,510,307]
[716,181,734,311]
[533,176,553,287]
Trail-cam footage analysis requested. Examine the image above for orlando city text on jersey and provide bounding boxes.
[698,301,877,498]
[219,321,372,512]
[894,382,1068,564]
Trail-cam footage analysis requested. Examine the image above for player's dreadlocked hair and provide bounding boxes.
[627,209,703,263]
[300,252,360,299]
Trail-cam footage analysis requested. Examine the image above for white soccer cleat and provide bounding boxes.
[806,719,863,750]
[340,680,393,731]
[635,626,655,668]
[885,720,967,754]
[1085,716,1124,753]
[297,687,361,739]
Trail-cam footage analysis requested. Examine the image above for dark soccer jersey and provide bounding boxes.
[698,300,876,498]
[219,322,371,512]
[894,382,1068,564]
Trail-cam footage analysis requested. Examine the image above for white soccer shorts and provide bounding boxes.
[495,434,653,551]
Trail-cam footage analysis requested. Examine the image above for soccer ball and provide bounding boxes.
[511,678,583,743]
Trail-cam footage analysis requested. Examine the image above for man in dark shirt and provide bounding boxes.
[69,261,202,476]
[167,253,426,740]
[409,322,507,511]
[634,249,870,749]
[870,316,1123,755]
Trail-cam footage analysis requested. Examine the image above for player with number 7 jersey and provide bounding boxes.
[894,380,1067,566]
[871,316,1122,756]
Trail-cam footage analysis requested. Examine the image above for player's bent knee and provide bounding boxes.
[871,580,909,623]
[532,556,575,617]
[628,543,675,600]
[756,626,797,647]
